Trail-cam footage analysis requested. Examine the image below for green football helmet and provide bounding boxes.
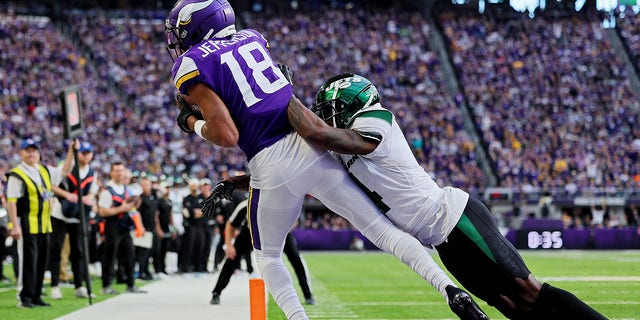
[312,73,380,129]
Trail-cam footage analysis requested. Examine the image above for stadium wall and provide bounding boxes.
[292,227,640,251]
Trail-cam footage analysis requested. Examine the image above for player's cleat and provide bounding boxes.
[211,292,220,305]
[446,285,490,320]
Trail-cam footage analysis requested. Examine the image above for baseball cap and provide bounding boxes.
[200,178,212,186]
[20,138,39,150]
[79,141,94,152]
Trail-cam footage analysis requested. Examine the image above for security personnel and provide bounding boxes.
[6,139,75,308]
[50,141,98,299]
[97,161,146,294]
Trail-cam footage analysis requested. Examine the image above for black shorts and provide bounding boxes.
[436,197,531,307]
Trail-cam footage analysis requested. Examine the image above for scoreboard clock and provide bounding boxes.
[515,230,564,249]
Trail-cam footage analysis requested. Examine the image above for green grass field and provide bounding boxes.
[267,250,640,319]
[0,266,148,320]
[1,251,638,319]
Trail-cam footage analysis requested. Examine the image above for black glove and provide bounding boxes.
[176,94,203,133]
[277,63,294,85]
[201,180,235,216]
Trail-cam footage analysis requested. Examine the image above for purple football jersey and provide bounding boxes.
[171,29,293,160]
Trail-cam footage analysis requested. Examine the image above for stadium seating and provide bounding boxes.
[439,12,640,190]
[2,4,640,228]
[617,7,640,72]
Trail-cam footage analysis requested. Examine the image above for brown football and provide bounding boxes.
[191,104,203,117]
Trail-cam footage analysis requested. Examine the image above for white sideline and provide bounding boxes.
[56,272,251,320]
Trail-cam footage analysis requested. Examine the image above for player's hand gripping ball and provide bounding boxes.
[176,94,204,133]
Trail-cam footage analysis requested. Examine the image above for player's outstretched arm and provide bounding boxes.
[287,96,378,155]
[184,83,239,147]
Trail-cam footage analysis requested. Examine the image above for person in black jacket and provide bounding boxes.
[135,177,159,280]
[154,182,176,276]
[181,179,206,273]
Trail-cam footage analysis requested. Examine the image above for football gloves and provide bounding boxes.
[277,63,294,85]
[176,94,203,133]
[201,180,235,216]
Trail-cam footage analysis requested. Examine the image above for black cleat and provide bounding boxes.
[211,292,220,305]
[446,285,489,320]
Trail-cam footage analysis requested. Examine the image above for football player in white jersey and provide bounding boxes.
[287,73,607,320]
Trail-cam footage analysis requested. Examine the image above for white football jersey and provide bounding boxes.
[337,104,469,246]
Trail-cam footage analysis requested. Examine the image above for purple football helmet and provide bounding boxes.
[166,0,236,58]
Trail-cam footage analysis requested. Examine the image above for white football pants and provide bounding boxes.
[248,133,453,319]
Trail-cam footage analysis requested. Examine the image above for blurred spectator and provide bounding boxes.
[2,4,640,236]
[181,179,205,273]
[624,204,639,227]
[440,12,640,191]
[617,8,640,72]
[49,140,99,300]
[590,202,606,229]
[6,139,75,308]
[97,161,145,294]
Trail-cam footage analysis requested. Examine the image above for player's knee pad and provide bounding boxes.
[254,250,284,272]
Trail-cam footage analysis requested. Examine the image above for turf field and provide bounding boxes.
[268,250,640,319]
[0,251,637,319]
[0,265,148,320]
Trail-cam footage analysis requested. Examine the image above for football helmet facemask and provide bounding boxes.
[312,73,380,129]
[165,0,236,60]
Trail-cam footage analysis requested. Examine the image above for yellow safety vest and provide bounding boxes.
[8,165,53,234]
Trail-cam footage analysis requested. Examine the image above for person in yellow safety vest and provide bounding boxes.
[6,139,77,308]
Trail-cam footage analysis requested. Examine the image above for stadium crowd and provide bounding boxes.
[1,4,486,191]
[439,11,640,191]
[4,4,640,195]
[0,1,639,312]
[617,6,640,72]
[245,8,485,191]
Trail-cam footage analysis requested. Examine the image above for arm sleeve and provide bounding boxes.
[6,175,24,200]
[98,189,113,209]
[89,174,100,194]
[48,165,64,186]
[351,112,393,157]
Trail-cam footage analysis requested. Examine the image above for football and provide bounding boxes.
[190,103,203,118]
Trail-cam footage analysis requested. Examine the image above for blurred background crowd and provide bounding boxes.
[1,0,640,232]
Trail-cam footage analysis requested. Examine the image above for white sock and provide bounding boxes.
[362,217,454,301]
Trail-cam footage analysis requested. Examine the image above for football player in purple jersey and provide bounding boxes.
[165,1,486,319]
